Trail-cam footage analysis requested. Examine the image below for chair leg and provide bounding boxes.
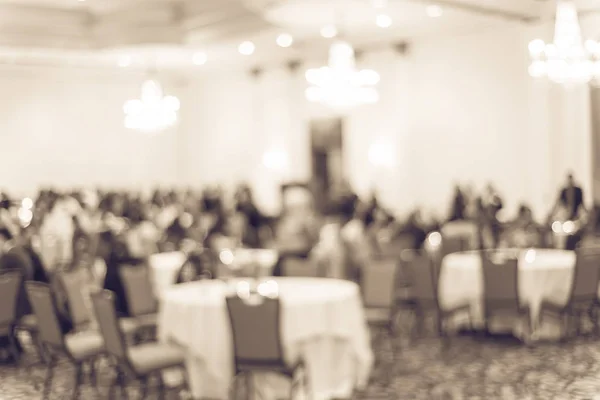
[89,359,97,387]
[7,332,21,365]
[110,367,128,400]
[32,331,50,364]
[560,313,570,342]
[245,373,253,400]
[72,363,84,400]
[301,366,310,400]
[157,373,167,400]
[139,377,149,399]
[589,306,599,336]
[439,318,451,354]
[43,357,56,400]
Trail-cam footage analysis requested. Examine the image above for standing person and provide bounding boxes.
[482,184,503,248]
[448,184,467,222]
[551,173,586,249]
[552,173,586,220]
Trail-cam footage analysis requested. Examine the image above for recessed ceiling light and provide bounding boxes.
[192,52,207,65]
[238,41,255,55]
[276,33,294,48]
[376,14,392,28]
[118,56,131,67]
[372,0,387,8]
[426,4,443,18]
[320,25,338,38]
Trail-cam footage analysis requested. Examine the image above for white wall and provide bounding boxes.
[1,19,595,219]
[0,66,184,197]
[180,22,594,218]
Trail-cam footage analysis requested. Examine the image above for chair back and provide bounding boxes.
[0,271,22,329]
[57,270,91,327]
[225,296,284,366]
[402,252,438,306]
[118,264,157,316]
[90,290,127,360]
[440,236,466,258]
[25,282,64,349]
[361,257,398,308]
[481,253,520,311]
[570,248,600,303]
[281,257,321,277]
[378,234,415,257]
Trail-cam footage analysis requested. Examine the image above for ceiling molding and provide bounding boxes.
[403,0,536,22]
[0,0,272,50]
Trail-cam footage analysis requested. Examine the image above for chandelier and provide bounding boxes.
[123,80,180,133]
[305,40,380,109]
[528,0,600,85]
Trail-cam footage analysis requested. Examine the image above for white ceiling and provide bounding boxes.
[0,0,598,71]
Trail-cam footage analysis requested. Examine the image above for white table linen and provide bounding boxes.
[158,278,373,400]
[439,249,577,340]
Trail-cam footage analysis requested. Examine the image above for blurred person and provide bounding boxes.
[235,184,265,235]
[504,205,542,248]
[551,173,586,221]
[272,202,320,276]
[102,230,146,317]
[481,184,503,248]
[448,184,467,222]
[550,173,586,250]
[175,250,213,284]
[39,195,75,270]
[397,210,428,250]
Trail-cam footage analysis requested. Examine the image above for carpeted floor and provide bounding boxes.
[3,331,600,400]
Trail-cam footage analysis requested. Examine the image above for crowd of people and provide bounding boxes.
[0,173,594,361]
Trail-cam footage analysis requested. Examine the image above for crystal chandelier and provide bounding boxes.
[305,40,380,109]
[528,0,600,85]
[123,80,180,133]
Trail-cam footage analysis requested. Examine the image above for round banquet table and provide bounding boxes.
[158,277,373,400]
[439,248,578,341]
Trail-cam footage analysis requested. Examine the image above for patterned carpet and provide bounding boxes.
[3,331,600,400]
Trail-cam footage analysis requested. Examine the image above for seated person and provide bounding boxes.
[503,205,542,248]
[209,212,260,250]
[102,232,146,317]
[272,208,319,276]
[175,251,213,284]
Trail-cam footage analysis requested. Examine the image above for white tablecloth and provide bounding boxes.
[149,252,187,297]
[217,248,279,278]
[158,278,373,400]
[439,249,577,340]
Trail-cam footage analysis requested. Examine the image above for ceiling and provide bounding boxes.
[0,0,598,71]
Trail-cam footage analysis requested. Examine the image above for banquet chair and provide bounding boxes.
[57,270,95,331]
[397,252,472,350]
[90,290,189,399]
[440,236,468,259]
[281,257,322,277]
[118,265,159,337]
[0,271,24,363]
[377,234,416,258]
[480,253,531,336]
[539,249,600,339]
[25,282,105,399]
[57,269,140,340]
[226,294,309,400]
[360,256,402,361]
